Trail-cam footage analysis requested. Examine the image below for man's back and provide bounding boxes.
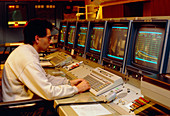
[2,44,39,102]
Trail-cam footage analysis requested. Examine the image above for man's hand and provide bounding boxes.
[70,79,85,86]
[70,79,91,93]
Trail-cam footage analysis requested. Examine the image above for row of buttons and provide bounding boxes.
[130,97,150,111]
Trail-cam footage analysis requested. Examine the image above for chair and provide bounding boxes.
[0,86,57,116]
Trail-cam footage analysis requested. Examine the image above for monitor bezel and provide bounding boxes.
[75,22,89,52]
[66,21,77,48]
[58,21,68,45]
[88,22,105,55]
[131,23,167,73]
[7,4,28,28]
[106,23,129,63]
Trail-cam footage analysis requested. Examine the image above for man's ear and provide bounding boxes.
[35,35,39,44]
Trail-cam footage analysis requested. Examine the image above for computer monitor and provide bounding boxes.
[60,25,67,43]
[89,25,104,54]
[126,20,169,76]
[67,25,76,45]
[85,21,106,63]
[77,26,88,48]
[57,21,68,48]
[133,26,165,71]
[7,4,28,28]
[74,22,89,56]
[107,25,128,61]
[64,21,77,53]
[102,22,130,71]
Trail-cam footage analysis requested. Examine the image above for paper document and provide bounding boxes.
[71,104,111,116]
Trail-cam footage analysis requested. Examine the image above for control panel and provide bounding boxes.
[44,51,72,67]
[84,67,123,96]
[101,83,143,115]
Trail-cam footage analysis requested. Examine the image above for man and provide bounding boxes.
[2,18,90,103]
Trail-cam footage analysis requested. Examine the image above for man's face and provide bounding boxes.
[38,28,52,51]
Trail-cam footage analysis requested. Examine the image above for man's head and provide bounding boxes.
[23,18,53,52]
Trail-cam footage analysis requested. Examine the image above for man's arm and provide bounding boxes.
[19,62,78,100]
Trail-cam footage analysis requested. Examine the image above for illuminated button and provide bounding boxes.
[138,98,146,104]
[16,5,19,8]
[132,103,139,108]
[41,5,44,8]
[14,23,19,27]
[46,5,49,8]
[38,5,41,8]
[122,101,125,105]
[93,58,95,61]
[113,66,116,69]
[139,97,149,103]
[135,99,144,105]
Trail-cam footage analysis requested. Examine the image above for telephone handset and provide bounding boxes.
[105,91,117,102]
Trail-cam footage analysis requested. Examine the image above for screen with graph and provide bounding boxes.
[90,26,104,53]
[107,25,128,61]
[133,26,165,70]
[77,26,88,48]
[67,25,76,45]
[60,25,67,42]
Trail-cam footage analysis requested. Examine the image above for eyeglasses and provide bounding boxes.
[46,35,53,41]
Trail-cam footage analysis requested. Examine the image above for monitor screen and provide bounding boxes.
[77,26,88,48]
[67,25,76,45]
[35,4,55,25]
[133,26,165,71]
[90,26,104,53]
[60,25,67,42]
[107,26,128,61]
[8,4,28,28]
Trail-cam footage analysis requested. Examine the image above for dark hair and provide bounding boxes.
[23,18,53,45]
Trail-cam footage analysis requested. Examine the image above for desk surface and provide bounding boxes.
[54,92,120,116]
[0,42,24,47]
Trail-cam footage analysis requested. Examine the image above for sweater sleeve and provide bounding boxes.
[18,62,78,100]
[46,74,70,86]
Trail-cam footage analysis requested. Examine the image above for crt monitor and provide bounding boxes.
[102,22,129,71]
[7,4,28,28]
[77,24,88,50]
[89,24,104,55]
[67,25,76,46]
[133,26,165,71]
[107,24,128,61]
[126,21,169,75]
[60,24,67,43]
[74,21,88,56]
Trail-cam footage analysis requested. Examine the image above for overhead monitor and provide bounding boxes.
[133,26,165,71]
[89,25,104,54]
[107,25,128,61]
[7,4,28,28]
[35,4,55,25]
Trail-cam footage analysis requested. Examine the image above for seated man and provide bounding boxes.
[2,18,90,104]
